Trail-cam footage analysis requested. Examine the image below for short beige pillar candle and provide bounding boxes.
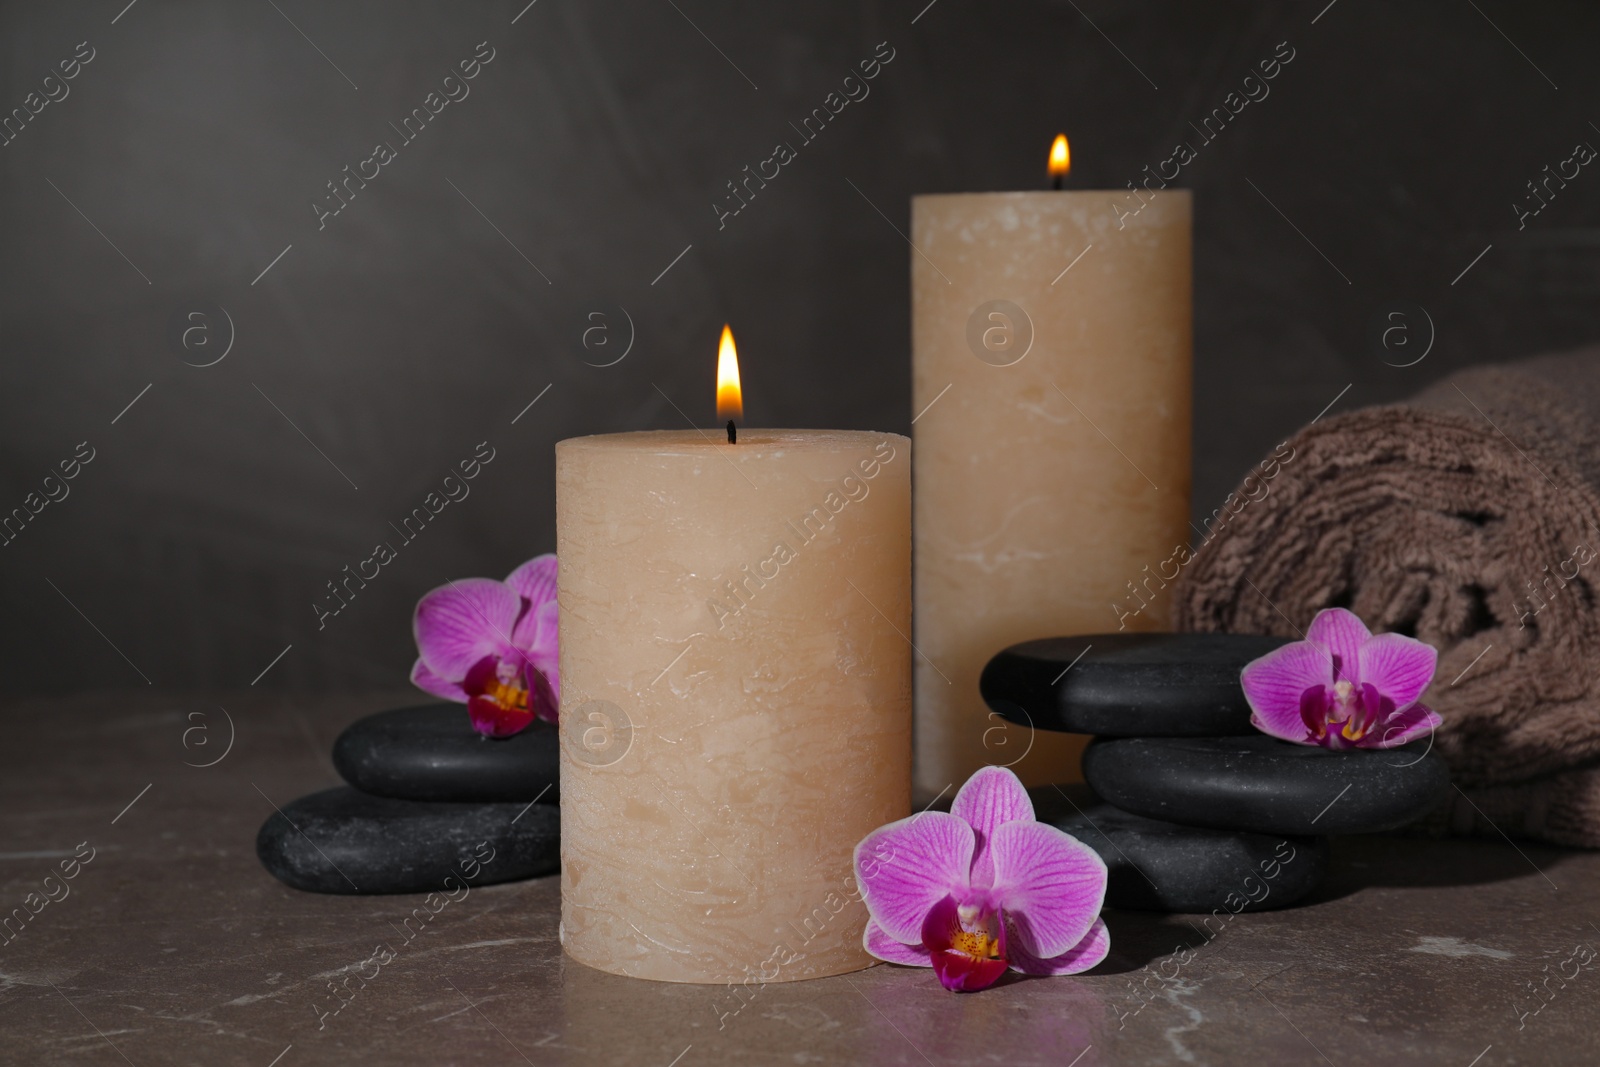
[556,428,911,983]
[911,181,1192,796]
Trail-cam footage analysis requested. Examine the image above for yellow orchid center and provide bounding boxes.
[1330,680,1370,740]
[482,678,530,714]
[949,929,1002,960]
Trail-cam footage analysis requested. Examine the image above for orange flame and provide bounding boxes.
[1048,134,1071,178]
[716,324,743,423]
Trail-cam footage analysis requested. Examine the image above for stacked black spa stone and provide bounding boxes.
[256,705,560,894]
[981,634,1451,913]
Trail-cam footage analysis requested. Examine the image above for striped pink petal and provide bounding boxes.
[950,765,1034,888]
[1359,632,1437,710]
[517,598,561,701]
[1008,917,1110,976]
[413,578,520,679]
[989,821,1106,960]
[1241,641,1334,742]
[854,812,973,945]
[863,919,932,967]
[1306,607,1370,685]
[1373,703,1443,748]
[508,554,559,649]
[410,657,467,702]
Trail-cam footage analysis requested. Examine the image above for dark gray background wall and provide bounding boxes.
[3,0,1598,695]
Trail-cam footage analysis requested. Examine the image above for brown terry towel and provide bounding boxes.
[1175,347,1600,848]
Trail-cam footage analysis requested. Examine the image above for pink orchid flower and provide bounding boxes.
[853,766,1110,992]
[410,555,560,738]
[1240,607,1442,750]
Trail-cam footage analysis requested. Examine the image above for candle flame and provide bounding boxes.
[716,324,743,423]
[1048,134,1071,178]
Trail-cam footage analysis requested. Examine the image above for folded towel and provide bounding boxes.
[1175,347,1600,848]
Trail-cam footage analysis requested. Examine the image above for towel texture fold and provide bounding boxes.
[1176,347,1600,847]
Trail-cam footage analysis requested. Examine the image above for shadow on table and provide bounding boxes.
[1088,911,1216,974]
[1302,833,1577,904]
[1082,835,1576,977]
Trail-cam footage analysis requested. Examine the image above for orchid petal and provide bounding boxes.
[931,947,1009,992]
[854,812,974,944]
[509,558,560,653]
[1357,683,1391,740]
[1306,607,1371,685]
[1318,728,1354,751]
[1295,686,1326,741]
[515,599,561,696]
[461,655,502,697]
[528,666,559,724]
[410,658,467,703]
[1359,632,1437,710]
[863,919,931,967]
[413,578,521,680]
[989,821,1106,960]
[1008,917,1110,976]
[1372,703,1443,748]
[950,765,1035,888]
[919,893,960,953]
[467,694,534,738]
[505,554,559,608]
[1241,642,1334,741]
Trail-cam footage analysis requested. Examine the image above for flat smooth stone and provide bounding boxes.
[980,633,1292,737]
[1051,798,1327,913]
[332,704,558,802]
[1082,735,1451,836]
[256,786,558,895]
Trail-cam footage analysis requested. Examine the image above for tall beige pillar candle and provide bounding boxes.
[557,428,911,984]
[911,186,1192,796]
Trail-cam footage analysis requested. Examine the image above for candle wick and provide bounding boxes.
[727,420,737,445]
[1051,173,1064,191]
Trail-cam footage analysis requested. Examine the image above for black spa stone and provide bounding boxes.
[333,704,558,803]
[1051,798,1327,913]
[256,786,558,895]
[980,633,1292,737]
[1082,735,1450,836]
